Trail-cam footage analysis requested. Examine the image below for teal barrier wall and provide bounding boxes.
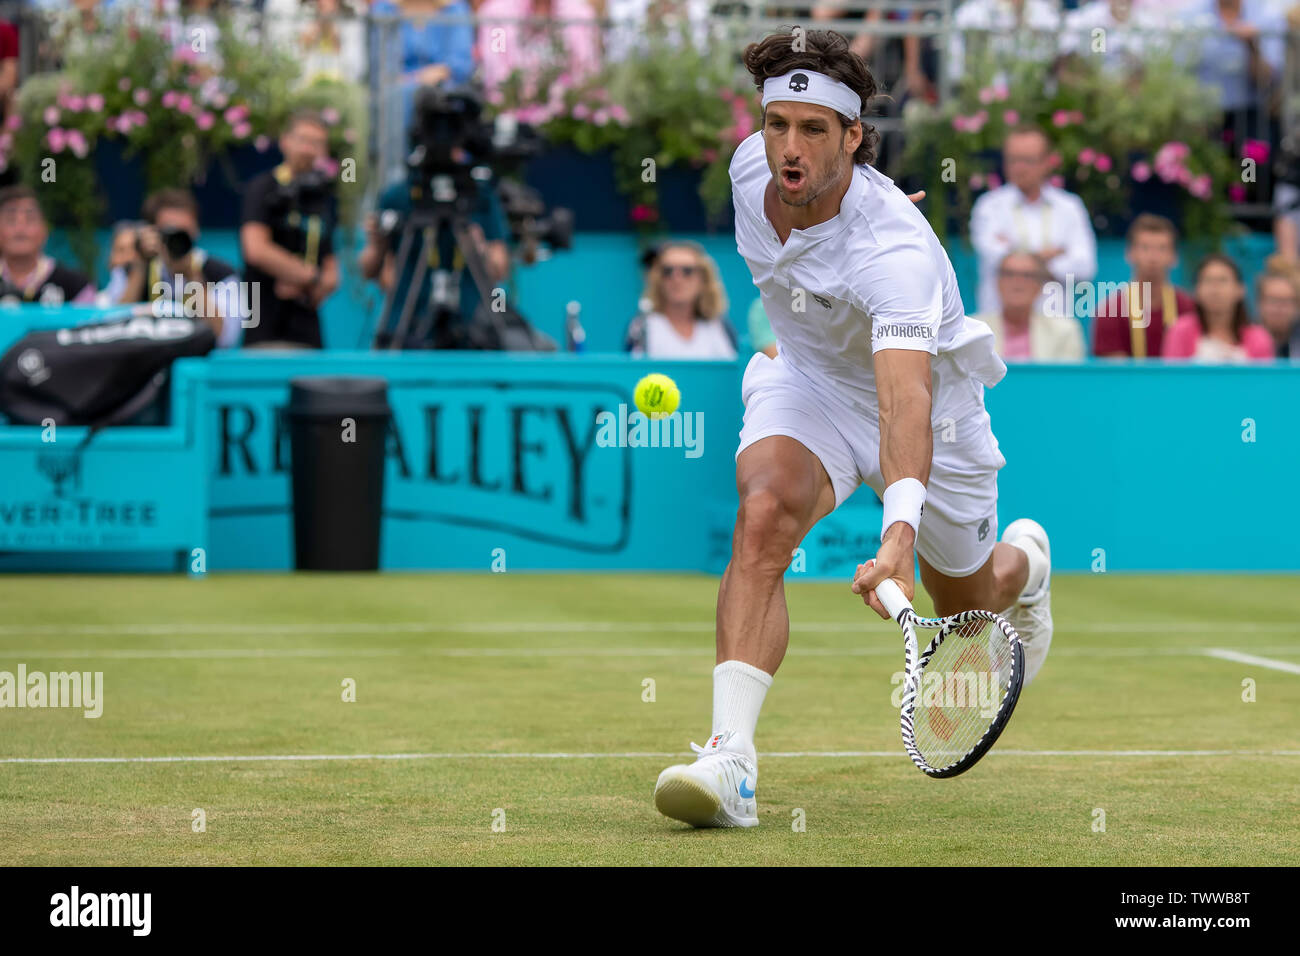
[1,308,1297,576]
[47,229,1276,356]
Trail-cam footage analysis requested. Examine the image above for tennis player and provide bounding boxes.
[654,30,1054,828]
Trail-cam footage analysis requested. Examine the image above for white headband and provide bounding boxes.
[761,69,861,120]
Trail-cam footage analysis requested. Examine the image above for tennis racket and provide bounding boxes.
[874,578,1024,778]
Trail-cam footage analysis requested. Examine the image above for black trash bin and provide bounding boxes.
[287,377,391,571]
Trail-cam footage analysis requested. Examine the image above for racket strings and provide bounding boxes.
[911,615,1015,762]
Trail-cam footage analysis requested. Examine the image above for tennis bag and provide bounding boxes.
[0,312,215,427]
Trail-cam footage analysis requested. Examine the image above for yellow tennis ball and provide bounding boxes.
[634,373,680,418]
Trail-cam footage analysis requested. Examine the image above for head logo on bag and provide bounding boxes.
[0,311,215,427]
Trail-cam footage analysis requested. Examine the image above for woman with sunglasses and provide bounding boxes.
[625,241,739,360]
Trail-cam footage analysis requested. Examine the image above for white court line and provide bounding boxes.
[1204,649,1300,675]
[3,749,1300,766]
[3,620,1300,637]
[3,646,1300,661]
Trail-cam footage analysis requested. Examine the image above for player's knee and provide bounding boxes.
[734,488,804,574]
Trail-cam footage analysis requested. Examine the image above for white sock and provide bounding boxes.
[1006,537,1048,603]
[711,660,772,761]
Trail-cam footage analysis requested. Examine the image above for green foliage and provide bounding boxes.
[489,30,759,233]
[902,52,1239,244]
[1,17,368,271]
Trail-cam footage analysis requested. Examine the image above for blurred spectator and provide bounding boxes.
[372,0,475,95]
[297,0,366,83]
[118,189,244,347]
[747,297,777,359]
[1183,0,1284,115]
[1163,253,1274,361]
[240,111,339,348]
[811,5,934,102]
[1060,0,1167,67]
[949,0,1060,79]
[46,0,110,64]
[974,250,1084,361]
[624,241,737,359]
[476,0,599,93]
[971,124,1097,317]
[95,219,144,308]
[1092,214,1195,358]
[0,186,95,305]
[1256,267,1300,357]
[1272,145,1300,261]
[359,148,511,347]
[604,0,713,64]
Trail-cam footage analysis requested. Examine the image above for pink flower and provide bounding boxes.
[177,94,194,114]
[592,108,610,126]
[573,103,591,120]
[609,104,630,124]
[342,127,356,144]
[1189,175,1212,199]
[1069,111,1085,124]
[322,107,340,125]
[46,127,67,153]
[992,82,1009,102]
[1002,109,1019,126]
[630,203,657,223]
[129,110,148,126]
[196,111,215,130]
[117,77,131,92]
[67,95,85,112]
[969,172,986,190]
[978,87,995,105]
[1228,183,1247,203]
[1242,139,1270,164]
[971,110,988,130]
[1131,161,1152,182]
[987,172,1002,189]
[211,92,228,110]
[5,113,21,131]
[115,115,133,134]
[1078,148,1096,165]
[951,115,969,132]
[1052,109,1070,128]
[134,88,151,106]
[701,147,718,163]
[186,72,201,88]
[1048,151,1062,169]
[1049,175,1065,188]
[0,133,11,152]
[1094,153,1112,173]
[233,122,252,139]
[43,106,60,126]
[161,90,178,108]
[86,93,104,113]
[254,135,270,152]
[66,129,88,158]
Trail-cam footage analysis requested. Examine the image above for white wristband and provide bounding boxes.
[881,477,926,541]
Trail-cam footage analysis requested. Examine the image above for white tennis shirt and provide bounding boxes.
[730,131,1006,411]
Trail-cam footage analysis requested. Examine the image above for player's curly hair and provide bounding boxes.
[742,29,880,167]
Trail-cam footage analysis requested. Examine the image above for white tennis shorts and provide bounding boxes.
[735,351,1006,577]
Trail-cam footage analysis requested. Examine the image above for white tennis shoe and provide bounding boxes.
[1002,518,1054,686]
[654,731,759,828]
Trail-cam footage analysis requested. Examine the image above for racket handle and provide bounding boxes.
[874,578,912,620]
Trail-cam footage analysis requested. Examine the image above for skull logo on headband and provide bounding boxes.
[789,73,809,93]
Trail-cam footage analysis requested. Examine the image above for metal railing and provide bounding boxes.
[1,1,1293,225]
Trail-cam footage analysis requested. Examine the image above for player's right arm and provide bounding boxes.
[849,245,943,619]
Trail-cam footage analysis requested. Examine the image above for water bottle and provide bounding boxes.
[565,300,586,353]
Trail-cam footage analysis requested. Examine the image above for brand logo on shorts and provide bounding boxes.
[978,518,990,541]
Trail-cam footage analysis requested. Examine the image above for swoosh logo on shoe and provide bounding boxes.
[738,777,756,798]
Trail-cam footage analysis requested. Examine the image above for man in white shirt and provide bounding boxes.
[652,29,1055,830]
[949,0,1061,79]
[971,125,1098,317]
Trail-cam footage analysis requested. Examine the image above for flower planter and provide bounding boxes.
[523,145,733,233]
